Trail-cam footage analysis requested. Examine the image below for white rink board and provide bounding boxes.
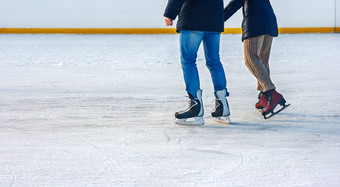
[0,0,338,28]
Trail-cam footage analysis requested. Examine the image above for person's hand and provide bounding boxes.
[165,17,173,26]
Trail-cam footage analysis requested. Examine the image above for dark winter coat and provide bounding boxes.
[164,0,225,33]
[224,0,278,41]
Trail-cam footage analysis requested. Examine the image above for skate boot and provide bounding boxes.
[262,89,290,119]
[255,92,268,111]
[175,90,204,125]
[211,89,231,124]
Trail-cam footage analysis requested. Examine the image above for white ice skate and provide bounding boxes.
[211,89,231,124]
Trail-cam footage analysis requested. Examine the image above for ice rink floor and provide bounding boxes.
[0,33,340,186]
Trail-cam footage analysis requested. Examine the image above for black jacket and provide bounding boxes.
[164,0,225,33]
[224,0,278,41]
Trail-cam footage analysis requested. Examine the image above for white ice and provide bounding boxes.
[0,33,339,186]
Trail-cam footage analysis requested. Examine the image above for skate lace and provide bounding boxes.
[178,98,196,113]
[212,99,220,111]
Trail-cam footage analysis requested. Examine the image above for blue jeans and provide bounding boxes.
[179,30,228,98]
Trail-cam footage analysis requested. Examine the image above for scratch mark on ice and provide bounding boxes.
[163,128,171,143]
[7,168,16,187]
[89,142,101,149]
[227,150,244,175]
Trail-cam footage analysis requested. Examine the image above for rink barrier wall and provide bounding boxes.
[0,27,339,34]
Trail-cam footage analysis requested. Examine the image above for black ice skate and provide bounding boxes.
[211,89,231,124]
[175,90,204,126]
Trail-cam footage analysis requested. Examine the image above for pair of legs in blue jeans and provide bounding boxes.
[179,30,229,97]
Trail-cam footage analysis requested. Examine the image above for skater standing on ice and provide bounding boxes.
[164,0,231,125]
[224,0,289,119]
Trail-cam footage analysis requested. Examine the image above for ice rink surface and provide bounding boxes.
[0,33,339,186]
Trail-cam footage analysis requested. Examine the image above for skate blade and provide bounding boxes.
[214,116,231,124]
[175,117,204,126]
[263,103,290,119]
[257,108,264,113]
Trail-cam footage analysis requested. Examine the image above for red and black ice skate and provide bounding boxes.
[262,89,290,119]
[255,92,268,111]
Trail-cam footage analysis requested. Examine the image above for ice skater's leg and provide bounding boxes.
[244,35,275,92]
[179,30,204,97]
[258,35,274,90]
[202,32,228,93]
